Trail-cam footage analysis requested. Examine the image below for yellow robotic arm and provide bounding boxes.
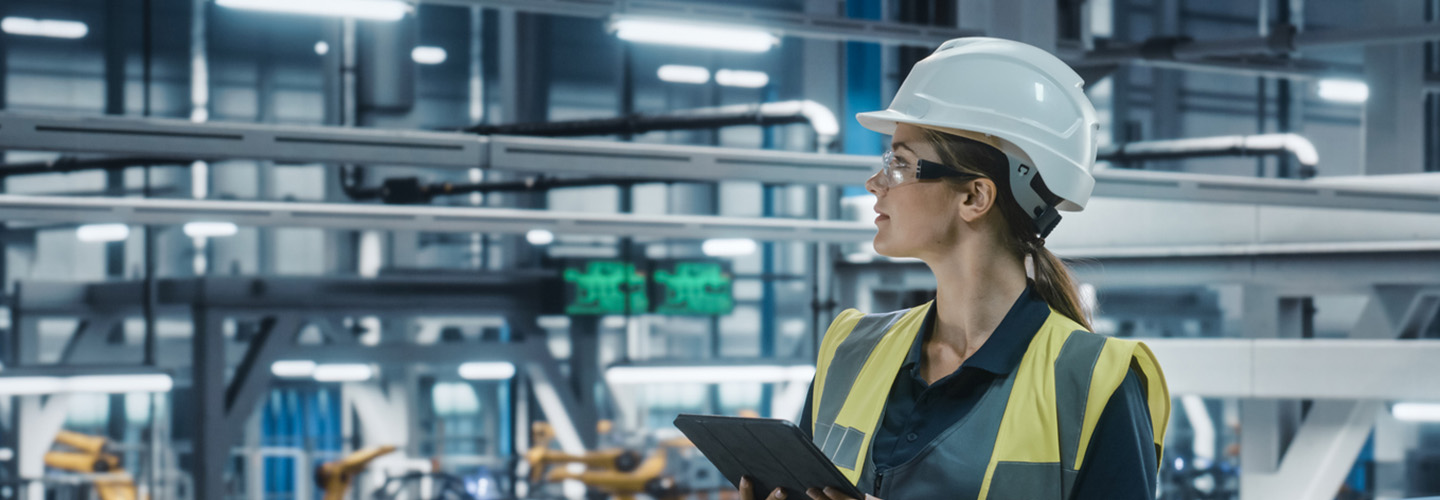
[43,430,137,500]
[316,445,397,500]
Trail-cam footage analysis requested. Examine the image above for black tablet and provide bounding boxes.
[673,413,865,499]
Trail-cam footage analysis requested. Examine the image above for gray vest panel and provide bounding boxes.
[813,308,913,471]
[869,370,1015,498]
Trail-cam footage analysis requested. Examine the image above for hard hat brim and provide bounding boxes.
[855,110,908,136]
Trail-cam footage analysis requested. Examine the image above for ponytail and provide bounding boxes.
[921,128,1094,331]
[1027,241,1091,331]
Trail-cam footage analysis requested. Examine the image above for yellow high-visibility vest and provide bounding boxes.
[812,301,1170,499]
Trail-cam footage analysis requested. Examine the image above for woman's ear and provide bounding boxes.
[956,178,998,222]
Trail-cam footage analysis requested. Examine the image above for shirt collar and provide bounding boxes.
[904,280,1051,376]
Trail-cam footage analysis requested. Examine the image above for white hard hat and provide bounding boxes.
[857,37,1100,214]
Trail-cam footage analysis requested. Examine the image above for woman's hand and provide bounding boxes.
[739,476,791,500]
[803,487,882,500]
[737,477,882,500]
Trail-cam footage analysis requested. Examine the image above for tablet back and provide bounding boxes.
[673,414,865,499]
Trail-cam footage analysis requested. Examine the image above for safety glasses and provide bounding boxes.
[872,150,981,190]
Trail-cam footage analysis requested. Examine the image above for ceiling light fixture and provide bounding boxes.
[215,0,411,21]
[611,17,778,53]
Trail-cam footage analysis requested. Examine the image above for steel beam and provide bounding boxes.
[17,395,70,500]
[0,111,487,168]
[290,342,533,365]
[1238,400,1381,500]
[416,0,979,47]
[5,112,1440,215]
[1089,168,1440,215]
[14,276,548,314]
[1145,338,1440,399]
[190,298,227,500]
[0,193,876,243]
[224,315,301,433]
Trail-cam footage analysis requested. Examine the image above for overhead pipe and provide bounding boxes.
[1099,133,1319,176]
[338,166,674,204]
[464,100,840,152]
[0,156,192,177]
[1425,74,1440,94]
[1080,22,1440,67]
[1073,52,1364,81]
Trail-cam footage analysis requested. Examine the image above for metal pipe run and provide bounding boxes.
[339,166,674,204]
[465,100,840,152]
[1099,133,1320,173]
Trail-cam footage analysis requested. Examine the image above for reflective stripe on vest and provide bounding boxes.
[813,302,1171,499]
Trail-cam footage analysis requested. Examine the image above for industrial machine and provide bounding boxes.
[43,430,139,500]
[314,445,397,500]
[525,421,739,500]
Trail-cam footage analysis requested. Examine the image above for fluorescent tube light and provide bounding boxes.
[658,65,710,84]
[0,373,173,395]
[411,46,446,65]
[315,41,330,55]
[526,229,555,246]
[271,360,318,378]
[67,374,173,394]
[702,238,757,257]
[1316,79,1368,104]
[183,221,238,238]
[715,69,769,88]
[1,17,88,39]
[76,224,130,243]
[1393,402,1440,422]
[313,363,374,382]
[0,377,65,395]
[612,18,778,53]
[606,364,814,385]
[458,362,517,380]
[216,0,411,21]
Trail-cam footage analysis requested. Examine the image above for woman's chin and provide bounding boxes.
[871,238,905,259]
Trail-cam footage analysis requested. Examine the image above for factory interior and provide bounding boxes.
[2,0,1440,499]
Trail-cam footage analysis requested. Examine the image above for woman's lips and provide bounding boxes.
[875,214,890,223]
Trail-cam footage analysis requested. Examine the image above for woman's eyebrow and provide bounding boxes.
[891,143,917,158]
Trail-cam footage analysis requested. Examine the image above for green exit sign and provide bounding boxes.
[563,261,648,315]
[651,260,734,316]
[561,260,734,316]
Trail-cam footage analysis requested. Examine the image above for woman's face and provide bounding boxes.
[866,123,963,260]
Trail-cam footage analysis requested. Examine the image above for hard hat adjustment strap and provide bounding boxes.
[1006,155,1063,238]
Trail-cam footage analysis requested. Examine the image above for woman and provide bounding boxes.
[740,38,1170,500]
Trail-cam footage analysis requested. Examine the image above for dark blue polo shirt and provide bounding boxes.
[800,283,1157,499]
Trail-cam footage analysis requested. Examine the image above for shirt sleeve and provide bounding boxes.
[1068,368,1158,500]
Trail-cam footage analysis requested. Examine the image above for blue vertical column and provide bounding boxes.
[284,390,301,496]
[262,391,279,498]
[498,323,512,458]
[844,0,886,180]
[1344,432,1375,494]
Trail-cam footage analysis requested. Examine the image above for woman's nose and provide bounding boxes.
[865,171,884,196]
